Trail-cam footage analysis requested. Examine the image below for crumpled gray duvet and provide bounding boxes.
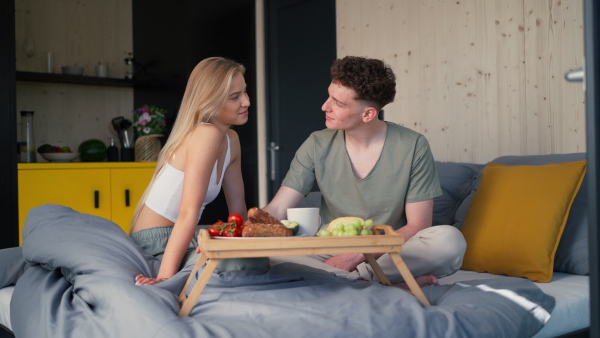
[1,204,555,338]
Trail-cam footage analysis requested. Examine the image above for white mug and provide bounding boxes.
[287,207,321,236]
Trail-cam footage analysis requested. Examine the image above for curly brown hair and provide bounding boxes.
[330,56,396,110]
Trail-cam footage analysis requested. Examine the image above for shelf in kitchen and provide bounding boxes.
[16,71,184,89]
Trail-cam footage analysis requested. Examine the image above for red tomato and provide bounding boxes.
[208,221,225,237]
[228,213,244,227]
[220,224,241,237]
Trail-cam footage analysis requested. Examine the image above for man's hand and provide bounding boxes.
[324,253,365,271]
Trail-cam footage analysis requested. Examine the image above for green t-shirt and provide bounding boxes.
[281,122,442,229]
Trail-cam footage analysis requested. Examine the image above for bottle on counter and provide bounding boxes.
[124,53,135,79]
[20,111,36,163]
[107,137,119,162]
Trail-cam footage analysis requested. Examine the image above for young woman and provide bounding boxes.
[131,57,250,285]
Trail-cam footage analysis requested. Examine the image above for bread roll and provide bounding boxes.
[247,207,283,225]
[242,223,292,237]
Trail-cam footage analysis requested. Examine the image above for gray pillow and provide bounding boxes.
[453,153,588,275]
[433,162,483,226]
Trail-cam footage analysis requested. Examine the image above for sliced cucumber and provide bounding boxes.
[281,220,300,235]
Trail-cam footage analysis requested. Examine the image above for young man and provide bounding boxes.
[264,56,466,286]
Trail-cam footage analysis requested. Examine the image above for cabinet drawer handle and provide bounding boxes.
[125,189,130,207]
[94,190,99,208]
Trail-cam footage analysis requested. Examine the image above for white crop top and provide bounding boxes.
[145,134,231,223]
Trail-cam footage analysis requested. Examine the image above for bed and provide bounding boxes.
[0,153,591,337]
[0,153,590,338]
[1,269,587,337]
[0,270,589,337]
[439,271,589,337]
[1,204,558,337]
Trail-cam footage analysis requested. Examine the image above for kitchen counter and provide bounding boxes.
[18,162,157,170]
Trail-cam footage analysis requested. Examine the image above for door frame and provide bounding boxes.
[583,0,599,335]
[0,0,18,249]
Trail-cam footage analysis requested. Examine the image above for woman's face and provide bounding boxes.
[216,72,250,126]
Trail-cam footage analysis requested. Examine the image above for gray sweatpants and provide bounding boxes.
[130,225,270,272]
[130,226,200,269]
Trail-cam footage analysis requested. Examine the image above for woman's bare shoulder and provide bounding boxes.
[188,123,223,142]
[175,124,224,160]
[226,128,240,142]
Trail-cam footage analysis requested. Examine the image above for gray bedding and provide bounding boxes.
[1,205,556,337]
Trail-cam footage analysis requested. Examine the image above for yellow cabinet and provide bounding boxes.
[18,162,155,244]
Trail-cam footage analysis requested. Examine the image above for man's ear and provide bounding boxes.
[362,106,379,122]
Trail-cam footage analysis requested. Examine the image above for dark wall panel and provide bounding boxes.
[0,0,19,249]
[132,0,258,224]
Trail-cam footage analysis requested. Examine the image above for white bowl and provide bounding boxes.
[61,66,84,76]
[40,152,80,162]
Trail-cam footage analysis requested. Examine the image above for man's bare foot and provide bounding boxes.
[324,253,364,271]
[393,274,439,290]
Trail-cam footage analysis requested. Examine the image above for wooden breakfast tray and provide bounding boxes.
[178,225,430,316]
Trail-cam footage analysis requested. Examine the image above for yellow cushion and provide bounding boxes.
[460,161,586,283]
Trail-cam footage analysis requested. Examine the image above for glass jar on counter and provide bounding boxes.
[20,111,36,163]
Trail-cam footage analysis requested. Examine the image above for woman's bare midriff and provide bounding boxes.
[130,205,175,234]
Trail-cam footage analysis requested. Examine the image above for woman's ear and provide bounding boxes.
[362,106,379,122]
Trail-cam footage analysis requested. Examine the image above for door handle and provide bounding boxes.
[94,190,99,208]
[268,141,280,181]
[565,68,584,82]
[125,189,130,207]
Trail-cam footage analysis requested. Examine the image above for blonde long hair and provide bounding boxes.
[130,57,246,231]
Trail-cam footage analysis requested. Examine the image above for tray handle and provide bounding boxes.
[198,228,210,242]
[372,224,396,235]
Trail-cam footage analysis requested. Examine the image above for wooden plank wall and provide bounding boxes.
[336,0,585,163]
[14,0,133,160]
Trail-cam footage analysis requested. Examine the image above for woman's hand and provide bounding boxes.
[135,274,168,285]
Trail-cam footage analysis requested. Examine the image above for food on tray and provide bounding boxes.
[326,216,363,231]
[209,221,240,237]
[209,221,243,237]
[247,207,283,225]
[227,213,244,227]
[208,212,249,237]
[243,208,292,237]
[242,223,292,237]
[320,216,375,237]
[280,220,299,235]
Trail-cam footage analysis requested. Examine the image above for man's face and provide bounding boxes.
[321,81,368,130]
